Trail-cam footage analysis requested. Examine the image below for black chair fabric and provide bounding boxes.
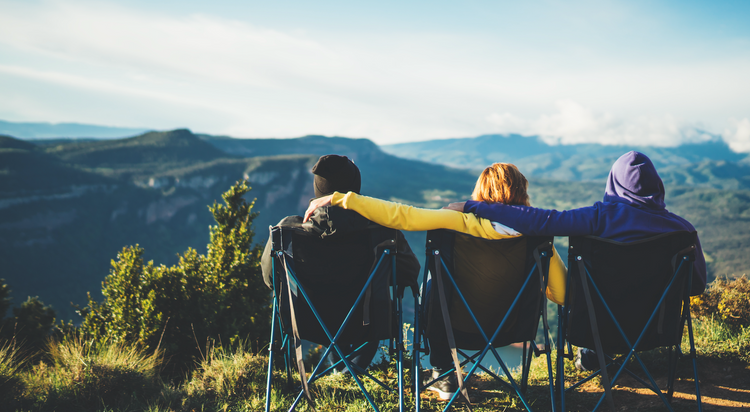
[273,224,399,346]
[425,230,553,350]
[267,223,412,412]
[559,231,702,412]
[566,231,697,353]
[418,229,557,412]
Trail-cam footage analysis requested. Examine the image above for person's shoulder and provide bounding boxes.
[664,209,697,231]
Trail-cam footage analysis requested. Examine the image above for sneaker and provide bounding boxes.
[574,347,600,372]
[422,369,458,401]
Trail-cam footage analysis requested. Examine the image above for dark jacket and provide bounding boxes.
[464,151,707,294]
[261,206,420,292]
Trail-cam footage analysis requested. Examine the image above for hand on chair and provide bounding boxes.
[303,195,334,222]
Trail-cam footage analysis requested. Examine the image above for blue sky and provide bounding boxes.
[0,0,748,149]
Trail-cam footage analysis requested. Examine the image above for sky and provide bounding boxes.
[0,0,749,149]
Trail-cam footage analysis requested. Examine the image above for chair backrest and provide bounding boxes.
[566,231,697,353]
[271,224,399,345]
[425,230,554,349]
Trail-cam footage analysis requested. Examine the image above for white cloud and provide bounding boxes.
[723,118,750,153]
[0,1,748,144]
[487,100,715,147]
[0,2,345,89]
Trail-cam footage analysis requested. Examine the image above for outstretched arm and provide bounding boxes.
[307,192,519,239]
[464,200,599,236]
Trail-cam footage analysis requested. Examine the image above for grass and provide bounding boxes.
[3,280,750,411]
[0,333,741,412]
[15,337,163,412]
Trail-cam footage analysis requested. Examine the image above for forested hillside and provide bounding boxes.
[2,130,749,322]
[0,131,478,320]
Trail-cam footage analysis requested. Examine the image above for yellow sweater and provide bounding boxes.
[331,192,567,304]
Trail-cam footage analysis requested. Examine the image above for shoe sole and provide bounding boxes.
[426,386,455,401]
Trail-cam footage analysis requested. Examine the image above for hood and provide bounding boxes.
[603,151,665,210]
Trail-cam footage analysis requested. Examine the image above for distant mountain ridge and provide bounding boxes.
[381,134,750,189]
[0,119,150,139]
[42,129,231,178]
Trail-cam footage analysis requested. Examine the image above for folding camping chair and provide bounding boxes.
[557,231,701,411]
[415,230,557,412]
[265,224,418,412]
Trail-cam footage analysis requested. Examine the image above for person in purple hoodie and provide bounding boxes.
[449,151,707,370]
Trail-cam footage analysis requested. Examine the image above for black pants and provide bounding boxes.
[423,280,484,372]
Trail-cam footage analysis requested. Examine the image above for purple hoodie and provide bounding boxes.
[464,151,707,294]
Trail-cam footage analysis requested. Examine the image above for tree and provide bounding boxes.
[0,280,10,320]
[81,180,271,369]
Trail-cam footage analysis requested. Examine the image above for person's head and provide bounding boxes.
[604,151,665,210]
[311,154,361,198]
[471,163,530,206]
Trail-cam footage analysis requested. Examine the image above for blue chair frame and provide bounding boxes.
[557,231,702,411]
[415,230,557,412]
[265,225,417,412]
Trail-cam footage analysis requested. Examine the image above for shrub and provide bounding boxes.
[0,279,10,320]
[691,275,750,331]
[1,285,66,359]
[80,180,271,370]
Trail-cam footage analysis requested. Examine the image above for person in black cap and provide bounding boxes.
[311,154,362,199]
[261,154,420,373]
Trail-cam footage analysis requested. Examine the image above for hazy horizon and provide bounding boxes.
[1,0,748,150]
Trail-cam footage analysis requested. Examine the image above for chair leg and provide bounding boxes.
[521,341,530,394]
[266,301,280,412]
[414,291,423,412]
[557,306,567,412]
[667,345,677,401]
[685,312,702,411]
[265,338,275,412]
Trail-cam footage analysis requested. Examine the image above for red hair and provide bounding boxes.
[471,163,530,206]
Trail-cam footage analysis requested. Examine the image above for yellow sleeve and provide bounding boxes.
[331,192,519,240]
[332,191,568,302]
[546,246,568,305]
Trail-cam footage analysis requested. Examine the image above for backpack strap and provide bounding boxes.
[576,257,615,411]
[281,249,317,411]
[434,253,472,408]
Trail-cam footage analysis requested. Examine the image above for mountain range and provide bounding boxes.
[2,123,750,321]
[382,134,750,190]
[0,119,150,140]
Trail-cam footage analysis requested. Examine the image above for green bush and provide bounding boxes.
[691,275,750,331]
[0,279,10,320]
[80,180,271,370]
[1,279,65,358]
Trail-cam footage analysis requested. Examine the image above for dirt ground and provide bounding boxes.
[562,359,750,411]
[420,358,750,411]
